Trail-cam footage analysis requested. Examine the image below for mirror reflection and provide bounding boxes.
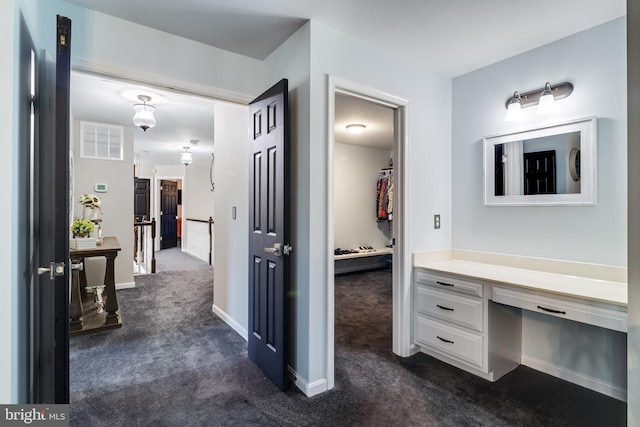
[494,131,581,197]
[483,116,596,206]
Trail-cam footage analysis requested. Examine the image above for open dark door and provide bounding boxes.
[160,180,178,249]
[248,79,291,391]
[25,15,72,403]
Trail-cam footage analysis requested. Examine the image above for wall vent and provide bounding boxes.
[80,121,124,161]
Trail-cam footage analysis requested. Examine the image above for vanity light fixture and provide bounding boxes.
[180,146,193,166]
[132,95,156,131]
[503,81,573,120]
[346,124,366,134]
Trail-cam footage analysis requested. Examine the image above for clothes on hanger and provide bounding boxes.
[376,169,393,225]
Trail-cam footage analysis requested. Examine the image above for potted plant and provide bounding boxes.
[70,219,96,249]
[71,219,95,237]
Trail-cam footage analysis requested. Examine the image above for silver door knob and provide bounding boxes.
[264,243,283,256]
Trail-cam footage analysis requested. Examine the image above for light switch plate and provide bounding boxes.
[434,214,441,229]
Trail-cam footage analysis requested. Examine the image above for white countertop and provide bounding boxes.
[414,258,627,307]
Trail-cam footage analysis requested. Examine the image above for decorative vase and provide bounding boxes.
[83,205,99,220]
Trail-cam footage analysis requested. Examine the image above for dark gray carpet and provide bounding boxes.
[70,268,626,426]
[154,247,211,272]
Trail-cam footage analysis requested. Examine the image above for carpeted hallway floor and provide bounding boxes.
[70,266,626,426]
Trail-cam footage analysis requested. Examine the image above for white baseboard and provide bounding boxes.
[116,281,136,290]
[287,366,328,397]
[211,304,248,341]
[521,355,627,402]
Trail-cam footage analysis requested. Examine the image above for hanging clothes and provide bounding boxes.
[376,169,393,225]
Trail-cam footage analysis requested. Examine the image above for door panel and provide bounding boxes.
[248,79,290,391]
[524,150,556,195]
[134,177,150,221]
[160,180,178,249]
[28,15,72,403]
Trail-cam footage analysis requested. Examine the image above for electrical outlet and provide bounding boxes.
[434,214,441,229]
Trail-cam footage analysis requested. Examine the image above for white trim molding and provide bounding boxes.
[287,366,329,397]
[212,304,248,341]
[115,282,136,290]
[522,355,627,402]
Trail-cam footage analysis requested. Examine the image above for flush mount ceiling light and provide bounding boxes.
[503,82,573,120]
[132,95,156,131]
[346,124,366,134]
[180,146,193,166]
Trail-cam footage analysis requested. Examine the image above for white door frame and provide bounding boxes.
[326,75,412,390]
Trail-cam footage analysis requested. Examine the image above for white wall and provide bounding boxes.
[263,22,313,388]
[452,18,627,394]
[452,18,627,266]
[38,1,264,102]
[262,20,453,392]
[2,0,17,405]
[627,2,640,423]
[73,120,135,287]
[212,102,249,337]
[334,143,392,250]
[183,162,214,221]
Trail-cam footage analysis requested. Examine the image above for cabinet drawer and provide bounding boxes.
[415,315,484,369]
[415,285,483,332]
[415,270,483,298]
[492,286,627,332]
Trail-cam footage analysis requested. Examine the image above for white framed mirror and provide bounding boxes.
[483,116,597,206]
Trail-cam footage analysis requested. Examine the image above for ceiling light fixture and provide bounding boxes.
[346,124,366,134]
[180,146,193,166]
[503,81,573,120]
[132,95,156,131]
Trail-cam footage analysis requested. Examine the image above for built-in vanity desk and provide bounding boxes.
[412,250,627,399]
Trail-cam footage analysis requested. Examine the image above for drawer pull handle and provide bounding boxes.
[436,281,454,287]
[537,305,566,315]
[437,336,454,344]
[436,304,454,311]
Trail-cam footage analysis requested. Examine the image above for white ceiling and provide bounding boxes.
[66,0,625,165]
[335,93,394,150]
[64,0,625,77]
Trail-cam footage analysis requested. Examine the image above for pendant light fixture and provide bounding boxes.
[132,95,156,131]
[180,146,193,166]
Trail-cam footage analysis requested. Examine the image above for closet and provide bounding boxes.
[333,143,393,274]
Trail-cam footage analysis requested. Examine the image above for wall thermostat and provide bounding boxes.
[94,183,108,193]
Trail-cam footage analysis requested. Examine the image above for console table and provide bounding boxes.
[70,236,122,335]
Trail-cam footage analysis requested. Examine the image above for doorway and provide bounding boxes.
[327,76,410,390]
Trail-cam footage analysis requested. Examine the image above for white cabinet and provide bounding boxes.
[413,270,520,381]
